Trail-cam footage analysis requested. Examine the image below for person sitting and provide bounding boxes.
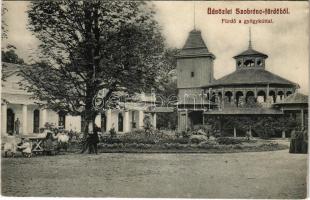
[55,127,69,152]
[18,138,32,158]
[3,135,17,158]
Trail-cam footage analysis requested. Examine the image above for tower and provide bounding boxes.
[176,29,215,100]
[233,28,268,70]
[176,29,215,131]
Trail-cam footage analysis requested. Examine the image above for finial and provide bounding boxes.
[193,1,196,30]
[248,27,252,49]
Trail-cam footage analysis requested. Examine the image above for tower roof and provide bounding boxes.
[233,48,268,59]
[176,29,215,59]
[233,29,268,59]
[183,30,207,49]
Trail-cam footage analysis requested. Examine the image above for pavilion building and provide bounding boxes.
[176,29,307,134]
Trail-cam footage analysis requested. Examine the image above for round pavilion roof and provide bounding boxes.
[203,68,298,88]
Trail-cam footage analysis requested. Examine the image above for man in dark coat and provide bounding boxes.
[89,125,100,154]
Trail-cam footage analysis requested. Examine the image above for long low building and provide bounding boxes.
[1,62,157,135]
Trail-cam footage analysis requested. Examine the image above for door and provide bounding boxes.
[7,109,15,135]
[118,113,123,132]
[33,109,40,133]
[101,113,106,132]
[178,112,187,131]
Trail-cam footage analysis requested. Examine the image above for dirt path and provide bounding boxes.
[1,150,307,198]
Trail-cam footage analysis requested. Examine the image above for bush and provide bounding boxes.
[216,137,242,145]
[120,130,158,144]
[103,137,122,144]
[182,131,191,138]
[190,135,207,144]
[160,137,189,144]
[234,145,243,149]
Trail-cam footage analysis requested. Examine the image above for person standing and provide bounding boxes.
[302,127,308,154]
[14,118,21,135]
[90,125,100,154]
[289,128,297,153]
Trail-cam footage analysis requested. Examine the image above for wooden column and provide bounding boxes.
[123,111,130,133]
[40,109,47,128]
[105,109,112,131]
[301,109,304,128]
[152,113,157,130]
[282,130,286,138]
[22,104,28,135]
[138,110,144,129]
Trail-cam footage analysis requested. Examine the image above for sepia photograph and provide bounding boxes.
[1,0,309,199]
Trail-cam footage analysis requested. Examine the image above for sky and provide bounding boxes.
[2,1,309,94]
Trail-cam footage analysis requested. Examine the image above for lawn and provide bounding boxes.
[1,149,307,198]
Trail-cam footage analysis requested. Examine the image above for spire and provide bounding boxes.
[248,27,252,49]
[193,1,196,30]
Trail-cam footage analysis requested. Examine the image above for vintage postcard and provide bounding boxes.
[1,0,308,199]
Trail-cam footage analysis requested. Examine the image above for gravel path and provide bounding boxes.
[1,150,307,198]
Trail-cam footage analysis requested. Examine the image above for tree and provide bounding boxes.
[1,3,7,39]
[2,48,25,64]
[21,1,166,133]
[154,48,179,130]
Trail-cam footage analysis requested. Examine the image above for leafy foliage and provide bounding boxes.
[2,48,25,64]
[1,3,7,39]
[205,115,298,139]
[21,1,166,127]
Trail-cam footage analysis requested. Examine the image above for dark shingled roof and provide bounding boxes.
[204,107,283,115]
[176,30,215,59]
[204,68,298,88]
[273,92,308,105]
[233,47,268,59]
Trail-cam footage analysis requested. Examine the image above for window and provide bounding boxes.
[191,71,195,77]
[244,59,255,67]
[257,59,263,67]
[237,60,242,67]
[58,111,66,129]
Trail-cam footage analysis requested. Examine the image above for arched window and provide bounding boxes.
[237,60,242,67]
[256,59,263,67]
[210,92,216,102]
[245,91,255,103]
[218,92,222,102]
[269,91,276,103]
[257,90,266,103]
[33,109,40,133]
[118,113,123,132]
[286,91,292,96]
[244,59,255,67]
[235,91,244,107]
[277,91,284,101]
[224,91,233,102]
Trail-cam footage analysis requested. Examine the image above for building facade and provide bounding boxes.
[1,62,156,136]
